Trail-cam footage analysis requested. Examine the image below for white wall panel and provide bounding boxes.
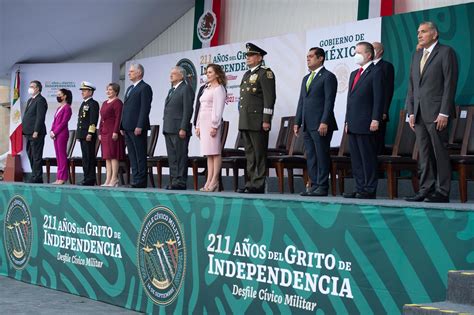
[220,0,358,44]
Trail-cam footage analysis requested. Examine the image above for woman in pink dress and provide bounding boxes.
[99,83,125,187]
[50,88,72,185]
[196,64,227,192]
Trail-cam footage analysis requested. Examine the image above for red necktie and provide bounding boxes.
[351,67,363,91]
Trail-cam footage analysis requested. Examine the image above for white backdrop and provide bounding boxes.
[307,18,382,145]
[10,63,113,171]
[128,17,381,155]
[127,33,306,157]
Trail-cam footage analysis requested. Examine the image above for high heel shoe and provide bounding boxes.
[109,180,119,187]
[100,183,109,187]
[207,183,219,192]
[199,186,209,192]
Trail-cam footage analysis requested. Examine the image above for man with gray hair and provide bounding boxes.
[162,66,194,190]
[405,21,458,203]
[120,63,153,188]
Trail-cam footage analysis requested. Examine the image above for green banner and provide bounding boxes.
[1,184,473,313]
[382,2,474,142]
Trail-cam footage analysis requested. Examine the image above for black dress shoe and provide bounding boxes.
[168,184,186,190]
[307,188,328,197]
[424,192,449,203]
[79,180,95,186]
[405,193,427,202]
[342,192,357,198]
[248,187,265,194]
[300,186,318,196]
[356,191,376,199]
[237,187,250,193]
[131,183,147,189]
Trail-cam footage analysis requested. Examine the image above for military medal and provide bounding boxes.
[249,74,258,83]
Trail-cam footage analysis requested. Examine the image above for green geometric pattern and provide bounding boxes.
[1,185,473,313]
[382,2,474,143]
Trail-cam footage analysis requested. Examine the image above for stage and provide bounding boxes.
[0,182,472,314]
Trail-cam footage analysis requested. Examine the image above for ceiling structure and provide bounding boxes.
[0,0,194,79]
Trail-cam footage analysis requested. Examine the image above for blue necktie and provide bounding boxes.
[126,85,134,98]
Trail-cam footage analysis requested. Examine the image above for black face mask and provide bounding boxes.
[56,96,63,103]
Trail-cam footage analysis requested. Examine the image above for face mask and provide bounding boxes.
[353,53,365,65]
[28,87,35,95]
[56,96,63,103]
[201,75,208,84]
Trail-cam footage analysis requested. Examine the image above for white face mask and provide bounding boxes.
[28,87,35,95]
[353,53,365,65]
[200,75,208,84]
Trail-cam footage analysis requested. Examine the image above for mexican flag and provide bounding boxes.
[9,70,22,156]
[358,0,394,20]
[192,0,221,49]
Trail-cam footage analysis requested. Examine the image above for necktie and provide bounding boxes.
[168,87,175,97]
[306,71,315,91]
[420,50,430,74]
[351,67,363,91]
[126,85,134,98]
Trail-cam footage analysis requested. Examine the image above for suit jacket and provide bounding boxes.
[193,84,207,127]
[121,80,153,131]
[295,67,338,132]
[22,94,48,135]
[51,105,72,136]
[238,64,276,131]
[162,81,195,134]
[374,59,394,121]
[345,63,384,135]
[406,43,458,123]
[76,98,99,139]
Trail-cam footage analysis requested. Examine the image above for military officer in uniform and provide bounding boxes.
[77,81,100,186]
[237,43,276,194]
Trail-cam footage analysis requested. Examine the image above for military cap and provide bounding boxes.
[246,43,267,56]
[79,81,96,91]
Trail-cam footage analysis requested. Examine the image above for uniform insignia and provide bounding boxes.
[84,105,89,111]
[252,88,257,93]
[88,124,96,133]
[243,81,247,84]
[249,74,258,83]
[246,87,250,91]
[266,70,274,79]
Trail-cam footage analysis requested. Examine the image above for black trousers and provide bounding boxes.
[348,133,378,194]
[80,137,97,184]
[242,130,269,190]
[124,131,148,186]
[25,134,45,182]
[164,133,190,186]
[303,129,333,191]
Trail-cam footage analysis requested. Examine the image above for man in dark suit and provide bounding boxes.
[343,42,384,199]
[121,63,153,188]
[372,42,395,155]
[193,80,207,127]
[22,80,47,183]
[294,47,338,196]
[405,21,458,203]
[237,43,276,194]
[76,81,99,186]
[162,66,194,190]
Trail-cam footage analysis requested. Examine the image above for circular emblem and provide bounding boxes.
[137,206,186,305]
[177,58,198,92]
[3,195,33,270]
[333,63,351,94]
[197,11,217,43]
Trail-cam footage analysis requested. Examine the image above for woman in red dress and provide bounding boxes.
[99,83,125,187]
